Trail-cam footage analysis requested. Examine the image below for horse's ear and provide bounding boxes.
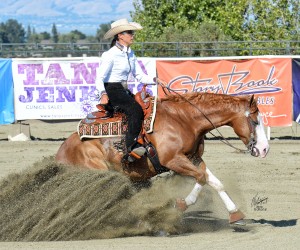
[249,94,255,106]
[249,94,258,111]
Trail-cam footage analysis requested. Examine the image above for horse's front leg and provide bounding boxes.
[205,167,245,223]
[177,162,245,224]
[160,155,207,209]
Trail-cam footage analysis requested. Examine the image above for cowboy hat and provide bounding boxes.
[103,18,143,39]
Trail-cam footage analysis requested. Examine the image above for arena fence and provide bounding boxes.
[0,40,300,58]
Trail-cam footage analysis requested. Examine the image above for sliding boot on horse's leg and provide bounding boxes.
[206,168,245,224]
[175,161,207,211]
[176,182,203,212]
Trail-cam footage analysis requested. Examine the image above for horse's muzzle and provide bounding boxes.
[251,146,269,158]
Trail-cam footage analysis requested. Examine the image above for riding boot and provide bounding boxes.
[125,138,146,162]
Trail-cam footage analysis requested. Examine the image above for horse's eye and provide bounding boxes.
[251,116,259,125]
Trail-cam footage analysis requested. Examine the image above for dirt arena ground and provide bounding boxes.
[0,120,299,250]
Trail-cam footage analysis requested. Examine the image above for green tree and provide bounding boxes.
[40,31,51,40]
[96,23,111,42]
[131,0,234,41]
[57,30,87,43]
[26,25,32,42]
[58,33,72,43]
[70,29,86,40]
[85,35,97,42]
[244,0,300,41]
[0,23,9,43]
[0,19,25,43]
[28,27,40,43]
[51,23,59,43]
[138,23,233,57]
[30,34,40,43]
[132,0,300,42]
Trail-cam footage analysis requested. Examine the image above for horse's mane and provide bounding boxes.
[160,92,252,112]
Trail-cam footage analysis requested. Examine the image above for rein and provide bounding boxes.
[154,79,256,154]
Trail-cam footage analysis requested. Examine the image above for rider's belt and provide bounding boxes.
[106,81,128,89]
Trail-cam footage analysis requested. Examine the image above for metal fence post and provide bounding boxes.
[286,41,291,54]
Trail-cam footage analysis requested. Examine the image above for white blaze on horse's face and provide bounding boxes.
[252,113,269,158]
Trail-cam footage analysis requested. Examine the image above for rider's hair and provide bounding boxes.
[110,35,118,48]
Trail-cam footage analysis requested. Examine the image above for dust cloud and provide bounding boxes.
[0,157,190,241]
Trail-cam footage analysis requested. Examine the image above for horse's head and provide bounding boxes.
[233,95,269,158]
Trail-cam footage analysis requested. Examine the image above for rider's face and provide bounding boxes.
[118,30,135,47]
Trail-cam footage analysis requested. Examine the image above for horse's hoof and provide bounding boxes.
[229,209,245,224]
[175,198,188,212]
[231,219,247,226]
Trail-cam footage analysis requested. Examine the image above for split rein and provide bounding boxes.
[152,80,256,154]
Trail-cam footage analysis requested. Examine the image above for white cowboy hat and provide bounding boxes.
[103,18,143,39]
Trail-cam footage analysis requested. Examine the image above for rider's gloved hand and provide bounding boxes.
[92,89,101,101]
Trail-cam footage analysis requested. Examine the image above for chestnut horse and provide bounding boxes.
[56,92,269,224]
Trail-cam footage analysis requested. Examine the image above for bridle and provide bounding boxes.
[245,107,259,154]
[154,79,259,154]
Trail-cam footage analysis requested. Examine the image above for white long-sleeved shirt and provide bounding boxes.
[98,42,154,86]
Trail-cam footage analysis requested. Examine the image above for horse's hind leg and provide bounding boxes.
[206,167,245,224]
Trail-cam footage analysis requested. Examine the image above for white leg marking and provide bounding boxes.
[218,191,238,213]
[206,168,237,213]
[184,183,203,206]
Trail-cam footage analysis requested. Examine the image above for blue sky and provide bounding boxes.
[0,0,135,35]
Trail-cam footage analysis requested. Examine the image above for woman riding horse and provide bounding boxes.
[56,91,269,224]
[99,18,155,162]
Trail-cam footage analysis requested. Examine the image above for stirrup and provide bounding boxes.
[123,145,146,162]
[129,146,146,159]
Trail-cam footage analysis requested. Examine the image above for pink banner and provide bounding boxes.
[157,58,292,127]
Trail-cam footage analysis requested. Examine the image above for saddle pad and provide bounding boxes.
[78,96,157,140]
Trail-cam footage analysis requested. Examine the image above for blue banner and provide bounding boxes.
[292,59,300,124]
[0,59,14,124]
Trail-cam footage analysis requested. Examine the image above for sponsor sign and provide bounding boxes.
[157,59,292,126]
[12,58,156,120]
